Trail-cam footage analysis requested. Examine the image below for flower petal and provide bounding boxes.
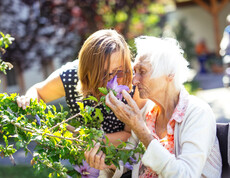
[35,114,41,126]
[82,160,91,170]
[129,156,137,164]
[106,75,118,90]
[114,85,129,93]
[88,167,100,177]
[116,93,123,100]
[81,176,89,178]
[124,162,133,170]
[73,164,81,173]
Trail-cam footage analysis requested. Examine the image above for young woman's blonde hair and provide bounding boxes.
[78,29,132,99]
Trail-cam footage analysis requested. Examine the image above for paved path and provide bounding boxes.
[194,72,230,123]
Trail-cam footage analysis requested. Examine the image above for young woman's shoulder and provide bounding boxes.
[59,60,78,73]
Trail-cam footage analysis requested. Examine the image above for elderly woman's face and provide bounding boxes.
[133,55,167,99]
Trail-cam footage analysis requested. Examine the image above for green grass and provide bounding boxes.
[0,165,52,178]
[0,165,79,178]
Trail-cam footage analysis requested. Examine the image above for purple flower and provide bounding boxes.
[73,160,99,178]
[106,75,129,100]
[35,114,41,126]
[124,162,133,170]
[129,156,137,164]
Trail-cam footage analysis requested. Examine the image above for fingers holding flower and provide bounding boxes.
[106,75,129,100]
[105,90,143,128]
[84,143,108,170]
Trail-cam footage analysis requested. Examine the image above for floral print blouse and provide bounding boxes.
[139,87,189,178]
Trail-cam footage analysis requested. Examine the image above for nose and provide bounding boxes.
[132,74,140,86]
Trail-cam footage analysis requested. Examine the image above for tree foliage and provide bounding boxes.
[0,0,79,71]
[0,0,166,72]
[173,19,196,62]
[0,32,14,75]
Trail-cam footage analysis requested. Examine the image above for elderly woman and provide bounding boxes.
[85,36,222,177]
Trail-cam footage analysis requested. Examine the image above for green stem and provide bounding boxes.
[49,112,81,131]
[25,147,59,172]
[49,101,103,131]
[10,121,86,143]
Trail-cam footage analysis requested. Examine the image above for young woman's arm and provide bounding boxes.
[17,69,65,108]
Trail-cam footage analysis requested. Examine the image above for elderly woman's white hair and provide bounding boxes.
[135,36,190,90]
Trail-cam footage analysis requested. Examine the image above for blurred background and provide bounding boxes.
[0,0,229,94]
[0,0,230,177]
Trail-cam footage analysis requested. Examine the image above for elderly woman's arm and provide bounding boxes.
[106,91,221,178]
[142,99,220,178]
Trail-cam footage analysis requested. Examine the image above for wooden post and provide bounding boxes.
[16,64,25,94]
[0,74,7,92]
[193,0,211,13]
[211,0,220,55]
[194,0,229,55]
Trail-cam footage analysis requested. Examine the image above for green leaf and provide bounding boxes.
[3,135,8,146]
[105,105,111,113]
[59,104,63,112]
[0,32,5,37]
[15,141,24,149]
[76,102,84,111]
[100,96,105,103]
[84,96,98,103]
[95,108,103,122]
[98,87,108,95]
[105,135,109,145]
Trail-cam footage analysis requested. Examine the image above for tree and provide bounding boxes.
[0,0,79,92]
[0,0,167,93]
[70,0,166,45]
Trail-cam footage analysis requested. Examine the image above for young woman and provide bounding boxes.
[16,29,147,146]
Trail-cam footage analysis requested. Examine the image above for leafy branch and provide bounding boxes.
[0,92,145,177]
[0,32,14,75]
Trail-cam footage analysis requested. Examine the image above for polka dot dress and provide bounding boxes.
[59,60,135,133]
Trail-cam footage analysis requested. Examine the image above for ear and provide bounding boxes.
[167,74,175,82]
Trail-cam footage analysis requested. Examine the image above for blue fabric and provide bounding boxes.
[224,25,230,34]
[223,26,230,55]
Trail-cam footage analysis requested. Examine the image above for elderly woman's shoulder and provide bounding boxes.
[182,95,216,126]
[187,95,213,114]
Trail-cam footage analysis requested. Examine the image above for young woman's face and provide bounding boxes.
[105,51,125,85]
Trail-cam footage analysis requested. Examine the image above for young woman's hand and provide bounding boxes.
[16,95,31,110]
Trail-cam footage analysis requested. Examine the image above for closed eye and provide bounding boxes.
[140,70,146,75]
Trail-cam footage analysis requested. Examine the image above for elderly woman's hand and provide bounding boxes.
[84,143,109,170]
[106,90,154,148]
[106,90,143,128]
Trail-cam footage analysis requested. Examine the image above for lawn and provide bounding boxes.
[0,165,52,178]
